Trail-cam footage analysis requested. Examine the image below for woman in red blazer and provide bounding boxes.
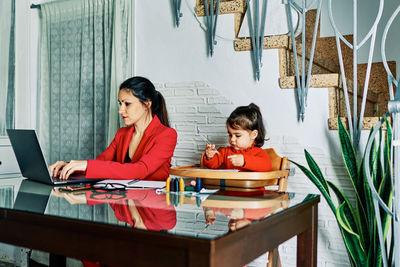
[49,76,177,181]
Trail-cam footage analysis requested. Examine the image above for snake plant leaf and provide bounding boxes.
[328,181,364,242]
[338,117,367,219]
[383,116,392,174]
[336,202,360,237]
[337,203,368,266]
[367,127,377,180]
[338,117,358,182]
[338,117,359,184]
[374,125,384,188]
[290,160,336,213]
[361,129,376,237]
[372,219,383,267]
[305,149,330,195]
[380,116,392,241]
[378,172,392,240]
[361,159,374,247]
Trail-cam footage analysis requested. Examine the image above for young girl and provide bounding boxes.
[202,103,271,171]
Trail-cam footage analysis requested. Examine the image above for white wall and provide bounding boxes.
[135,0,343,160]
[134,1,355,266]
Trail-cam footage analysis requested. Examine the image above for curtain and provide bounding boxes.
[38,0,132,163]
[0,187,13,209]
[0,0,15,136]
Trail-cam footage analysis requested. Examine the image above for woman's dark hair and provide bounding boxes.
[119,76,170,127]
[226,103,266,147]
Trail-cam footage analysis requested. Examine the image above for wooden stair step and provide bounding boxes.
[195,0,244,16]
[280,73,339,88]
[280,73,379,103]
[328,117,389,130]
[234,35,289,51]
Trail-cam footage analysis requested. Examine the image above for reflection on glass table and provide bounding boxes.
[1,178,315,240]
[0,177,320,267]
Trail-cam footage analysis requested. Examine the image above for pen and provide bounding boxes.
[174,178,179,193]
[128,179,140,185]
[198,130,219,154]
[166,177,171,192]
[171,178,176,192]
[196,129,210,144]
[179,177,184,192]
[196,178,202,193]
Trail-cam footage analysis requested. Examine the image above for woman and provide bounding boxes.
[49,76,177,181]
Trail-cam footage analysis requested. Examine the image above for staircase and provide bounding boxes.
[196,0,396,130]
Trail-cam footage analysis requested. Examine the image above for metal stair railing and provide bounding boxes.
[172,0,183,27]
[364,4,400,267]
[328,0,384,148]
[286,0,322,122]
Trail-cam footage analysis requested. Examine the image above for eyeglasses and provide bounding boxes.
[90,189,127,200]
[91,182,128,191]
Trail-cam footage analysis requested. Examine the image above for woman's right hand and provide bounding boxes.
[205,144,218,159]
[51,189,87,204]
[49,161,67,178]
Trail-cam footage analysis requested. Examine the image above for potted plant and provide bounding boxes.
[291,118,393,267]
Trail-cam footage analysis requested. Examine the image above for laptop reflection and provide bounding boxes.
[13,179,52,214]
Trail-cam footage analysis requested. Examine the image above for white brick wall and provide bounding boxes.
[159,81,232,168]
[163,81,353,267]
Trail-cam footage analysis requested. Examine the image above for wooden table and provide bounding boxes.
[0,178,319,267]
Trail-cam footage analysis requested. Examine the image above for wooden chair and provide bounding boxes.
[170,148,289,267]
[170,148,289,192]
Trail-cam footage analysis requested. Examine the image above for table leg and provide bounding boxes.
[266,247,281,267]
[49,253,66,267]
[297,204,318,267]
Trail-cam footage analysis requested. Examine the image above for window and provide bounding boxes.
[0,0,15,136]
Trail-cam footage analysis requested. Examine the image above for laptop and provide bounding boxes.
[7,129,103,186]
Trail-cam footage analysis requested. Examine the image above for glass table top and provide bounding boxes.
[0,176,318,240]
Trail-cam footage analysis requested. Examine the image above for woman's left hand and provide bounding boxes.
[228,154,244,167]
[59,160,88,180]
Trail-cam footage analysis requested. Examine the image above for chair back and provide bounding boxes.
[264,148,289,192]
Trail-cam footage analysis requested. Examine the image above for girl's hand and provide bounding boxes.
[228,154,244,167]
[49,161,68,178]
[59,160,88,180]
[204,208,216,225]
[205,144,219,159]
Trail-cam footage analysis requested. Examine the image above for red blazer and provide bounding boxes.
[85,116,177,180]
[86,189,177,231]
[202,145,271,172]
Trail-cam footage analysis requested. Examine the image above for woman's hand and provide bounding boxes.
[205,144,219,160]
[49,161,68,178]
[51,189,87,204]
[227,208,244,219]
[228,154,245,167]
[59,160,88,180]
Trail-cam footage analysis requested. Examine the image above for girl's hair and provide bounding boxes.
[119,76,170,127]
[226,103,266,147]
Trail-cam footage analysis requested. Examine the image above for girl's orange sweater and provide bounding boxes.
[202,145,272,171]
